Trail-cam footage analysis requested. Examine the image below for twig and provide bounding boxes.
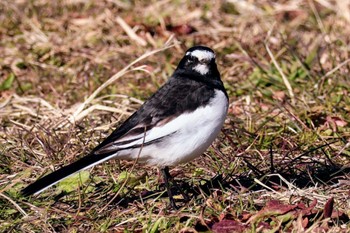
[116,16,147,46]
[265,43,295,105]
[253,178,283,196]
[320,58,350,80]
[0,192,28,217]
[308,0,330,43]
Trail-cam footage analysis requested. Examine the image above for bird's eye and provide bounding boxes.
[187,56,196,63]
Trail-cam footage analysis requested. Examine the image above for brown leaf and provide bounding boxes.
[212,220,248,233]
[219,213,226,221]
[262,200,298,214]
[302,217,309,228]
[240,211,252,221]
[247,200,298,223]
[327,116,348,127]
[299,199,318,216]
[272,91,286,101]
[228,104,243,115]
[259,103,270,111]
[166,24,196,35]
[323,197,334,219]
[0,90,14,99]
[331,210,346,219]
[324,116,348,131]
[256,221,272,230]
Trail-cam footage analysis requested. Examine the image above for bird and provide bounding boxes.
[21,46,229,209]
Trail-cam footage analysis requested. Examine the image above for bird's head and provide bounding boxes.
[177,46,218,76]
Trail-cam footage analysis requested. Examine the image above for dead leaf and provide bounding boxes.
[331,210,349,222]
[219,213,226,221]
[166,24,196,35]
[212,220,248,233]
[323,197,334,219]
[228,104,243,115]
[324,116,348,131]
[299,199,318,216]
[240,211,252,221]
[272,91,286,101]
[327,116,348,127]
[247,200,298,223]
[302,217,308,228]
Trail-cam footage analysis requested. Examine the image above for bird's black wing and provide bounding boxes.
[92,75,216,154]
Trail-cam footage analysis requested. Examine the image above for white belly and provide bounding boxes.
[117,90,228,166]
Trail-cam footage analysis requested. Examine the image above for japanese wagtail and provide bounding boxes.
[22,46,229,209]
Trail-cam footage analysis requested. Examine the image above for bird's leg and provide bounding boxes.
[178,184,190,202]
[161,166,178,209]
[161,167,190,209]
[170,175,190,202]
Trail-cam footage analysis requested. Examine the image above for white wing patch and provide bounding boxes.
[186,50,215,61]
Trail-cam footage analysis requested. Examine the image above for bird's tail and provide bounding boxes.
[21,152,116,196]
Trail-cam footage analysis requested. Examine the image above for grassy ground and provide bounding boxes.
[1,0,350,232]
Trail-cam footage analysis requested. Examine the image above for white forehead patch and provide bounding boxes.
[186,50,215,61]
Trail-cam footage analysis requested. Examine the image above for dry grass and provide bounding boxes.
[1,0,350,232]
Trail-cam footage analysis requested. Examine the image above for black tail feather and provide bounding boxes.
[21,152,114,197]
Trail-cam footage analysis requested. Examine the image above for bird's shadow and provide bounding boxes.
[101,161,350,209]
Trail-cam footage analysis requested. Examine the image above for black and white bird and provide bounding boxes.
[22,46,228,208]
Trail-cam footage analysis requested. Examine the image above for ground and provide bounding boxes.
[1,0,350,232]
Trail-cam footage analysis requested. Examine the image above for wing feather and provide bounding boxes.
[92,75,216,155]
